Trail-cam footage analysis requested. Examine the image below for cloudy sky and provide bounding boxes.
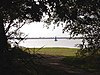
[20,22,69,37]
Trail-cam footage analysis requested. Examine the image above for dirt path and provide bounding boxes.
[35,54,100,75]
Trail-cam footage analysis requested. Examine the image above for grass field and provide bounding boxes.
[24,47,78,56]
[22,47,100,73]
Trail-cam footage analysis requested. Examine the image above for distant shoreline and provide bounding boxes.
[21,46,79,49]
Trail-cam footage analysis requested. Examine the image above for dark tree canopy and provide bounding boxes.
[0,1,100,74]
[0,0,100,58]
[0,0,48,23]
[45,0,100,57]
[0,0,49,71]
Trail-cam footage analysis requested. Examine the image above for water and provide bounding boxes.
[19,39,82,48]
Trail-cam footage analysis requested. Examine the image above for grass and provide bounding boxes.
[7,47,100,75]
[24,47,78,56]
[23,47,100,73]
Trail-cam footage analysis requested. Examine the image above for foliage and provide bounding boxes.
[44,0,100,57]
[5,20,27,46]
[0,0,48,22]
[0,0,50,74]
[0,0,50,46]
[1,0,100,73]
[62,55,100,72]
[2,46,45,75]
[2,0,100,57]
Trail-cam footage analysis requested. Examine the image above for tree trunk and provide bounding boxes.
[0,18,8,54]
[0,18,9,69]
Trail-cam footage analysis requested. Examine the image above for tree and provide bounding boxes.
[5,20,27,47]
[0,0,48,54]
[0,1,50,73]
[0,0,100,64]
[44,0,100,57]
[0,0,100,74]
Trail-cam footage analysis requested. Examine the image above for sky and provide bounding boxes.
[19,22,82,48]
[20,22,70,37]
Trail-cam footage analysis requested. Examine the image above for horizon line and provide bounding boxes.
[8,37,84,39]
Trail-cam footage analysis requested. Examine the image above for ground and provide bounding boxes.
[34,54,100,75]
[2,47,100,75]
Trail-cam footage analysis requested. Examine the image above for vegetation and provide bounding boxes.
[24,47,78,56]
[0,0,100,74]
[44,0,100,57]
[24,47,100,72]
[62,55,100,72]
[0,0,49,52]
[0,47,69,75]
[0,0,100,60]
[0,0,100,65]
[0,1,49,73]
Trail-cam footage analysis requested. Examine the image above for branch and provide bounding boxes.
[5,20,13,34]
[7,21,26,37]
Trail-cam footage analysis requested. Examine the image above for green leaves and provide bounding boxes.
[44,0,100,56]
[1,0,100,56]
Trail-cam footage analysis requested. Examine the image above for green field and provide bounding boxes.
[24,47,78,56]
